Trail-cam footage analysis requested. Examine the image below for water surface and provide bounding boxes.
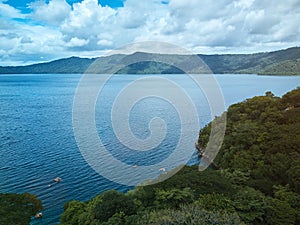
[0,74,299,224]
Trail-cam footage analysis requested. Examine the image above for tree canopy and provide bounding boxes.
[60,87,300,225]
[0,193,43,225]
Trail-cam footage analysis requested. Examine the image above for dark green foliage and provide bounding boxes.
[199,88,300,195]
[93,190,138,223]
[154,188,194,209]
[264,198,296,225]
[60,88,300,225]
[282,86,300,107]
[60,200,88,225]
[117,61,185,74]
[196,193,236,213]
[0,193,43,225]
[60,168,238,225]
[135,204,243,225]
[146,166,236,198]
[273,185,300,224]
[232,187,266,224]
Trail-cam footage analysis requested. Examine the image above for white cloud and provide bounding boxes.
[97,39,113,47]
[0,0,300,65]
[234,0,255,9]
[62,0,115,30]
[60,0,117,50]
[66,37,89,47]
[0,2,24,19]
[118,7,146,29]
[29,0,71,25]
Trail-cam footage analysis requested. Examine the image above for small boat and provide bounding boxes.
[54,177,62,182]
[159,168,166,172]
[35,212,42,218]
[132,165,137,168]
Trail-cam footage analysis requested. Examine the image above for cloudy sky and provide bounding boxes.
[0,0,299,66]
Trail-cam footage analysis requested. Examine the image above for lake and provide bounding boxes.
[0,74,299,224]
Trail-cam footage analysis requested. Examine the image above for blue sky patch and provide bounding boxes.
[6,0,124,13]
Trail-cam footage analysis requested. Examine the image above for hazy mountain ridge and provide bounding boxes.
[199,47,300,75]
[0,47,299,75]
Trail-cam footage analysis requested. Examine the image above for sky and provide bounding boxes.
[0,0,299,66]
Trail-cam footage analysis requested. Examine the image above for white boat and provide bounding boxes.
[54,177,62,182]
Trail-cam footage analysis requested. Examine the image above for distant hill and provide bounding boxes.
[0,47,299,75]
[0,57,95,74]
[200,47,300,75]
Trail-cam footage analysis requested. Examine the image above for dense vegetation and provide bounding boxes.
[0,47,299,75]
[201,46,300,75]
[0,193,43,225]
[60,88,300,225]
[198,88,300,194]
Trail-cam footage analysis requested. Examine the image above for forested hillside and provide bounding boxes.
[0,47,299,75]
[200,47,300,75]
[0,193,43,225]
[59,88,300,225]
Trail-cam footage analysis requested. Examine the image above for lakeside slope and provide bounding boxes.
[59,88,300,225]
[0,47,299,75]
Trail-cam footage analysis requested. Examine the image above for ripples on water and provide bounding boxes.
[0,74,299,224]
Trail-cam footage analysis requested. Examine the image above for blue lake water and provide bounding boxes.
[0,74,299,224]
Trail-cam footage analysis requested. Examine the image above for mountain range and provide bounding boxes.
[1,47,299,75]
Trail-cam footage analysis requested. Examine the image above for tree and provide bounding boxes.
[232,187,266,224]
[0,193,43,225]
[147,167,235,198]
[154,188,194,209]
[264,197,296,225]
[94,190,138,223]
[136,204,243,225]
[196,193,235,213]
[59,88,300,225]
[273,185,300,224]
[60,200,87,225]
[281,86,300,107]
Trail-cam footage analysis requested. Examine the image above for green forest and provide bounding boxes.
[0,47,299,75]
[1,88,299,224]
[0,193,43,225]
[58,88,300,225]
